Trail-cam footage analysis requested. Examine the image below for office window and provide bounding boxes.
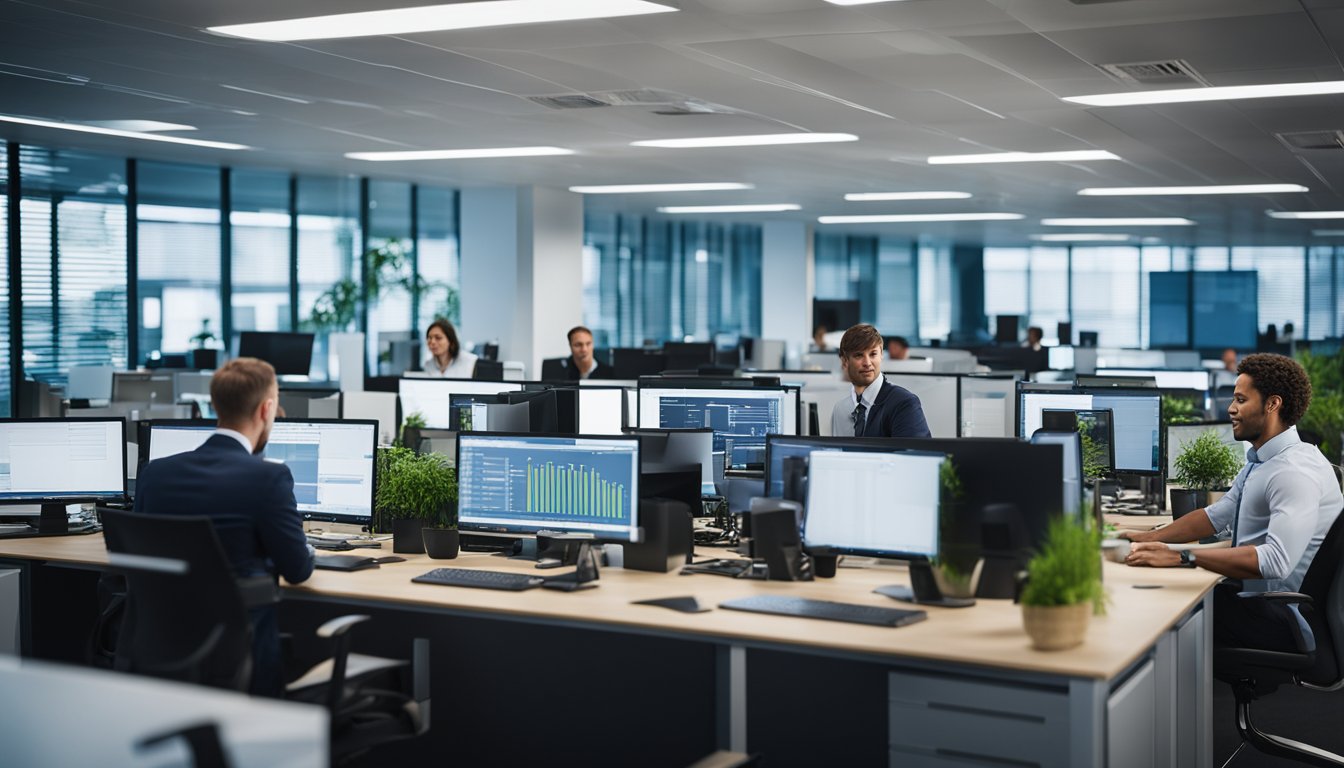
[983,247,1028,319]
[1072,247,1140,348]
[367,180,412,375]
[230,169,292,337]
[138,161,221,358]
[1028,248,1068,338]
[721,224,762,339]
[0,143,8,415]
[1232,247,1305,338]
[1194,247,1229,271]
[19,147,128,387]
[1308,247,1335,340]
[815,233,879,327]
[642,219,672,343]
[296,176,361,378]
[876,240,918,338]
[1139,247,1176,349]
[416,185,459,332]
[918,242,952,342]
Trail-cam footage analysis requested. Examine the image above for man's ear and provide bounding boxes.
[1265,394,1282,413]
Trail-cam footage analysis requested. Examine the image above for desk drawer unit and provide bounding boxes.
[0,569,18,654]
[889,670,1072,767]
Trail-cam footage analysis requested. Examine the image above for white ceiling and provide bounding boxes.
[2,0,1343,245]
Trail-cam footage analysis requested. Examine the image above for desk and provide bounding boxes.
[0,535,1219,767]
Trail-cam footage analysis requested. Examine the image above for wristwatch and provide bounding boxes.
[1179,549,1197,568]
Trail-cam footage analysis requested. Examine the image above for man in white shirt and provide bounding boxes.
[1125,353,1342,651]
[828,324,929,439]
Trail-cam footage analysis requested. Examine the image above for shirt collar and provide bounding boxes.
[851,375,885,408]
[1248,425,1299,464]
[213,427,254,455]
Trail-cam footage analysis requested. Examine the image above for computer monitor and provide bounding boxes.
[456,433,641,542]
[662,342,715,371]
[812,299,859,334]
[472,360,505,381]
[1018,385,1160,475]
[1029,430,1082,518]
[578,387,626,435]
[237,332,315,376]
[628,428,715,495]
[1047,346,1075,371]
[994,315,1019,344]
[67,365,115,401]
[0,418,127,531]
[397,378,527,429]
[503,389,559,433]
[802,450,945,560]
[959,376,1014,438]
[112,372,174,405]
[1094,368,1210,391]
[143,420,215,463]
[637,385,796,471]
[266,419,377,525]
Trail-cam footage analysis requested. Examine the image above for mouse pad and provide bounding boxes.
[315,555,403,571]
[632,596,710,613]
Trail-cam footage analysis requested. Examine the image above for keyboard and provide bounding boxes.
[719,595,927,627]
[412,567,544,591]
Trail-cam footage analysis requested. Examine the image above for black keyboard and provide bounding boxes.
[412,567,544,591]
[719,595,927,627]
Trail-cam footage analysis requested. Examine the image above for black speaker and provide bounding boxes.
[748,499,811,581]
[623,499,693,573]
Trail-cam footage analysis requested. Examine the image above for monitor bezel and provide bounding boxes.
[270,418,379,525]
[396,377,536,429]
[574,385,631,435]
[454,431,641,542]
[236,331,316,377]
[635,382,797,470]
[0,417,129,505]
[1017,383,1162,476]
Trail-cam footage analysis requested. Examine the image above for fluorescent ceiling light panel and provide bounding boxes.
[1313,229,1344,236]
[1063,80,1344,107]
[345,146,574,161]
[208,0,677,42]
[825,0,913,4]
[632,133,857,149]
[817,213,1024,224]
[927,150,1118,165]
[1266,210,1344,220]
[844,191,971,201]
[1078,184,1309,196]
[220,84,312,104]
[569,183,753,194]
[86,120,197,133]
[1030,233,1131,242]
[658,204,801,214]
[1040,217,1195,226]
[0,114,248,150]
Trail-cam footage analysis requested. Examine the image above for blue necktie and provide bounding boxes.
[1230,458,1261,546]
[853,402,867,437]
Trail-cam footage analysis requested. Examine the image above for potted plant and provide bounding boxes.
[189,319,219,369]
[932,459,981,599]
[400,411,427,452]
[375,446,458,556]
[1020,518,1105,651]
[1170,430,1243,519]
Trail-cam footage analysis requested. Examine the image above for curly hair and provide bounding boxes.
[1237,353,1312,426]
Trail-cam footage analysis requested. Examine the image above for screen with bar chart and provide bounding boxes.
[456,433,641,541]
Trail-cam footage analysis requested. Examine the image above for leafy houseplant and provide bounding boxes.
[399,411,427,451]
[1297,348,1344,464]
[931,459,981,600]
[1020,518,1105,651]
[1170,430,1243,519]
[375,447,458,556]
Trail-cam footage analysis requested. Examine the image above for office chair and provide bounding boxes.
[1214,511,1344,767]
[100,509,426,764]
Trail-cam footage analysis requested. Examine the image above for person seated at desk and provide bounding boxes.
[887,335,910,361]
[830,324,930,439]
[422,318,477,378]
[134,357,315,696]
[812,324,830,352]
[552,325,612,380]
[1124,353,1343,653]
[1021,326,1043,351]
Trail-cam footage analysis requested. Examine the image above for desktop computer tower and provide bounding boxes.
[623,498,693,573]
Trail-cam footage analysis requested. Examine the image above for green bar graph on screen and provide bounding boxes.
[526,459,623,518]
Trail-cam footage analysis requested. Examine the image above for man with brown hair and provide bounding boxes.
[134,357,314,696]
[1125,353,1341,652]
[829,324,930,438]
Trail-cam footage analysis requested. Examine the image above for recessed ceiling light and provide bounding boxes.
[221,84,312,105]
[345,146,574,161]
[1063,80,1344,107]
[1040,218,1195,226]
[85,120,198,133]
[0,114,249,150]
[1313,229,1344,236]
[1078,184,1309,196]
[926,150,1119,165]
[632,133,858,149]
[1266,210,1344,220]
[817,213,1024,224]
[658,204,801,214]
[208,0,677,42]
[569,183,754,194]
[1030,233,1131,242]
[844,191,972,201]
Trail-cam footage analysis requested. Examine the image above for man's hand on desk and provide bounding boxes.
[1117,528,1162,543]
[1125,541,1182,568]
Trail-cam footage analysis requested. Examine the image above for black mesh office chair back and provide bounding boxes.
[1215,510,1344,766]
[102,509,254,692]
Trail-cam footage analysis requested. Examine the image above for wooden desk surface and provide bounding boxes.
[0,534,1219,681]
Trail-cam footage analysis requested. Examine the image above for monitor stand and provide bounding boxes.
[876,561,976,608]
[510,531,594,569]
[0,504,98,538]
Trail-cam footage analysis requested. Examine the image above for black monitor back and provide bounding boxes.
[540,358,569,381]
[994,315,1019,344]
[812,299,859,332]
[472,359,505,381]
[237,331,314,376]
[503,389,559,433]
[612,348,667,379]
[663,342,715,372]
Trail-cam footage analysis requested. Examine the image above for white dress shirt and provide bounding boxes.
[213,427,254,455]
[1204,426,1343,592]
[829,375,885,437]
[422,350,479,379]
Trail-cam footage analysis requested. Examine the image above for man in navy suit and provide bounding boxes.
[829,324,931,439]
[134,357,314,696]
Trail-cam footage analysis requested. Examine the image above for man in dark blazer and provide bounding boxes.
[134,357,314,696]
[830,324,931,438]
[557,325,613,380]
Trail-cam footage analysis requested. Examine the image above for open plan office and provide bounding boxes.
[3,1,1344,767]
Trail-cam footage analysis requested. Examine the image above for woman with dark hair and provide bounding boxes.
[422,318,477,378]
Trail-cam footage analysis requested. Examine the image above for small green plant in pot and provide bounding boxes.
[1020,518,1105,651]
[931,459,981,600]
[399,411,427,451]
[376,447,458,556]
[1170,430,1243,519]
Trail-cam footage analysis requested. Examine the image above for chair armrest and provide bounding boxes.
[317,614,371,639]
[1237,591,1313,605]
[1234,592,1318,655]
[236,576,280,610]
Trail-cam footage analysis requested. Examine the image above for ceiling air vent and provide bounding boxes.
[527,93,611,110]
[1098,59,1208,87]
[1277,130,1344,151]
